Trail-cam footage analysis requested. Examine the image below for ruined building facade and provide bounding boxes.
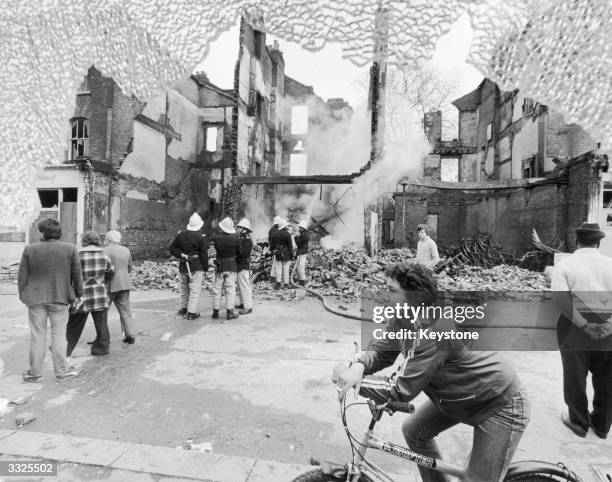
[390,78,610,257]
[0,14,352,262]
[423,78,597,183]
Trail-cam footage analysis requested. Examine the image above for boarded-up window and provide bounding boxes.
[70,118,89,159]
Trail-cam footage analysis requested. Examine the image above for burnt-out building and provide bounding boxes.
[424,78,598,183]
[389,78,610,256]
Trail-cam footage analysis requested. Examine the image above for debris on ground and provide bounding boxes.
[160,332,173,342]
[177,440,213,452]
[15,412,36,427]
[131,239,550,301]
[437,265,550,292]
[437,233,512,275]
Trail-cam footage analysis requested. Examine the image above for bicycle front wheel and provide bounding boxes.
[506,475,575,481]
[291,468,374,482]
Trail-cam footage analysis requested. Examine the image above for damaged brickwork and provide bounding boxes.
[394,153,602,255]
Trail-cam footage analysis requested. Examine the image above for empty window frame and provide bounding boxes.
[291,105,308,135]
[70,118,89,159]
[205,126,219,152]
[253,30,263,59]
[38,189,59,208]
[440,158,459,182]
[603,190,612,208]
[63,188,78,203]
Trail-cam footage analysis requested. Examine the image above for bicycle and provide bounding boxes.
[292,346,583,482]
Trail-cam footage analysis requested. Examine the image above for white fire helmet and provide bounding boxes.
[237,218,252,231]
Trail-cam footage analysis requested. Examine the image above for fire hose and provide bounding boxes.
[250,261,365,321]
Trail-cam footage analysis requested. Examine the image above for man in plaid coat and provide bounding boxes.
[66,231,114,356]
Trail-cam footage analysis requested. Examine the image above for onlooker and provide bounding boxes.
[235,218,254,315]
[66,231,114,357]
[212,217,241,320]
[18,218,83,382]
[552,222,612,439]
[103,230,136,344]
[269,219,293,289]
[415,224,440,270]
[295,220,311,286]
[268,216,281,280]
[168,213,208,320]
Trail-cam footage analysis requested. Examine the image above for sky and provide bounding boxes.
[196,13,483,135]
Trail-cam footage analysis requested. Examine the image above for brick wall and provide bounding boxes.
[73,67,113,163]
[566,157,598,249]
[392,174,593,256]
[110,83,143,167]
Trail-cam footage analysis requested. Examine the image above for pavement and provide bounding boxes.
[0,280,610,482]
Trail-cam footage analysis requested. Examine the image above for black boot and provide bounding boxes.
[187,312,200,320]
[298,280,306,286]
[274,282,281,290]
[235,304,244,310]
[177,308,187,316]
[212,310,220,319]
[227,310,239,320]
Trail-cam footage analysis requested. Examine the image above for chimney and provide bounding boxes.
[424,111,442,145]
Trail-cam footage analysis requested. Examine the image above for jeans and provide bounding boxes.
[236,270,253,309]
[179,271,203,313]
[212,271,237,310]
[27,303,70,377]
[296,254,307,281]
[402,391,530,482]
[273,260,291,284]
[110,290,134,337]
[66,309,110,356]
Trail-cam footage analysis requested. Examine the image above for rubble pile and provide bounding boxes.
[437,265,550,292]
[131,260,215,292]
[250,246,415,300]
[130,244,550,300]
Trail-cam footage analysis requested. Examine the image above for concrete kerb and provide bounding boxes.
[0,429,315,481]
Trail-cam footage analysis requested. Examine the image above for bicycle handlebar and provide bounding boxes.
[386,400,416,414]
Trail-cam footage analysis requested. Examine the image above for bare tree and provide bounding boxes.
[379,65,459,142]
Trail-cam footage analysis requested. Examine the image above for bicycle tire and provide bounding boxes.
[291,468,374,482]
[505,474,572,481]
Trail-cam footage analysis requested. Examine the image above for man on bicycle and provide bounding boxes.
[333,263,530,482]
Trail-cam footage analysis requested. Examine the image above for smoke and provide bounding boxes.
[241,96,431,249]
[315,105,431,249]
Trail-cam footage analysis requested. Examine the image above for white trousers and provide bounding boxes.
[212,271,237,311]
[180,271,203,313]
[273,260,291,285]
[296,254,307,281]
[237,270,253,309]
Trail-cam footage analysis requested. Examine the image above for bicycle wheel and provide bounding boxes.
[506,475,572,481]
[291,468,374,482]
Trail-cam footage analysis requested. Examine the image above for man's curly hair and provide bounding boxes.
[384,262,437,305]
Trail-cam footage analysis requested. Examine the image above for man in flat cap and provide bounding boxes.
[552,222,612,440]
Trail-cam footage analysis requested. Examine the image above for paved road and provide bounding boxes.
[0,282,610,481]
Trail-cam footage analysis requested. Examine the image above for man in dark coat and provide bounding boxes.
[169,213,208,320]
[268,216,281,282]
[18,218,84,382]
[235,218,254,315]
[211,217,241,320]
[295,220,311,286]
[269,218,293,289]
